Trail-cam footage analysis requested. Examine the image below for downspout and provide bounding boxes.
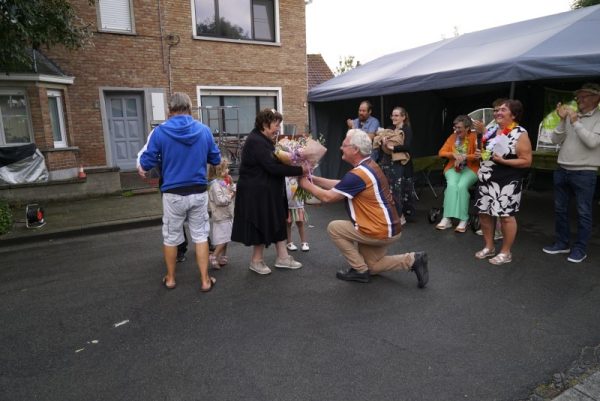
[166,34,180,97]
[157,0,166,74]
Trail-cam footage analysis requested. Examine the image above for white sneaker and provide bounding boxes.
[301,242,310,252]
[275,255,302,269]
[286,242,298,251]
[400,215,407,226]
[436,217,452,230]
[249,260,272,275]
[494,230,503,240]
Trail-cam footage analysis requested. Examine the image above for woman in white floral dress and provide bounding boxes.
[473,99,532,265]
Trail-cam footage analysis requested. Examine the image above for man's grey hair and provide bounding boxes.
[168,92,192,114]
[346,129,372,156]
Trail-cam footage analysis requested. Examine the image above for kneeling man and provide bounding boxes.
[300,129,428,287]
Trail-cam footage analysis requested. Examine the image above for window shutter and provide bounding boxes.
[98,0,132,32]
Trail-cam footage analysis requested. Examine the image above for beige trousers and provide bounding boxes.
[327,220,415,274]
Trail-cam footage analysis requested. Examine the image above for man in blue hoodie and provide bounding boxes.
[139,92,221,292]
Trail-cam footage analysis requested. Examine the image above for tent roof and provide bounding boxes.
[308,5,600,102]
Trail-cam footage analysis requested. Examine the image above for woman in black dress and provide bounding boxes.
[232,109,307,275]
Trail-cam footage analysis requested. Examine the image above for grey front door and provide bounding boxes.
[106,94,144,171]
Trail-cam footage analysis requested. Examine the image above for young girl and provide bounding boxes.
[208,159,235,269]
[285,176,309,252]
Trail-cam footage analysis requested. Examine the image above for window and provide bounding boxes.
[0,90,32,145]
[198,88,280,134]
[193,0,277,43]
[47,91,67,148]
[97,0,134,33]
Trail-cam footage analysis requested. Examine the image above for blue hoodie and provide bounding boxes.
[140,114,221,192]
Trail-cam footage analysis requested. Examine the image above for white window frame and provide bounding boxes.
[191,0,280,46]
[197,86,282,131]
[47,90,68,148]
[0,88,34,146]
[97,0,135,34]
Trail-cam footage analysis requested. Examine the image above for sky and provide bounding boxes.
[306,0,573,71]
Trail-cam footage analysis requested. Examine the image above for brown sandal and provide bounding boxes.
[200,277,216,293]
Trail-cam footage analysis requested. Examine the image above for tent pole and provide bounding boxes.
[379,96,384,127]
[509,82,515,99]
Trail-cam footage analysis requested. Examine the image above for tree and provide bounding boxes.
[0,0,93,72]
[571,0,600,8]
[335,55,360,76]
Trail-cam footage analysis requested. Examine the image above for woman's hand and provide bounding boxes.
[556,103,570,120]
[472,120,485,134]
[301,164,310,176]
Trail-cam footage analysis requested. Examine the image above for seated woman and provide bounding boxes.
[436,115,479,232]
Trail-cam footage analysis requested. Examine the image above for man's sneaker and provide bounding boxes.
[274,255,302,269]
[542,243,571,255]
[567,248,587,263]
[286,242,298,251]
[494,230,503,240]
[176,252,186,263]
[301,242,310,252]
[336,267,371,283]
[411,252,429,289]
[249,260,272,275]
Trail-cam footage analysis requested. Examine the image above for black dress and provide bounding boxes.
[231,129,303,246]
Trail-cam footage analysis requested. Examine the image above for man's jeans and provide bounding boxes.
[553,168,597,252]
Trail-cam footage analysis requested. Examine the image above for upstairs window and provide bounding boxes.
[0,90,33,145]
[193,0,277,43]
[97,0,135,33]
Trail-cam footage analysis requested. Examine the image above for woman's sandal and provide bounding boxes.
[475,247,496,259]
[200,277,216,293]
[218,255,228,266]
[489,253,512,265]
[162,276,176,290]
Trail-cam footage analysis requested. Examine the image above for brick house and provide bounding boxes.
[0,0,308,200]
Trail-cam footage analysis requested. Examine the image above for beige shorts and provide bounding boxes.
[162,192,209,246]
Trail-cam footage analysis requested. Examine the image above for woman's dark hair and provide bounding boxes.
[453,115,472,129]
[254,108,283,131]
[503,99,524,123]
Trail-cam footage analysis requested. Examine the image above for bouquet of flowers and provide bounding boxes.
[275,134,327,202]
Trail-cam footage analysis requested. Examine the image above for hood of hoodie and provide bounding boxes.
[159,115,202,145]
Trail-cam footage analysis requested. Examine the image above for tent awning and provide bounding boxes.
[308,5,600,102]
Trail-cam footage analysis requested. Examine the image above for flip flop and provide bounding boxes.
[162,276,176,290]
[200,276,216,293]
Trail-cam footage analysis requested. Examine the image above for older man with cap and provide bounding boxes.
[542,83,600,263]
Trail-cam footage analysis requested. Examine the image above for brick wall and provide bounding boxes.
[43,0,308,169]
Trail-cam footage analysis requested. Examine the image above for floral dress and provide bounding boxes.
[475,125,528,217]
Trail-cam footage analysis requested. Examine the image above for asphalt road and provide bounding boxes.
[1,192,599,401]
